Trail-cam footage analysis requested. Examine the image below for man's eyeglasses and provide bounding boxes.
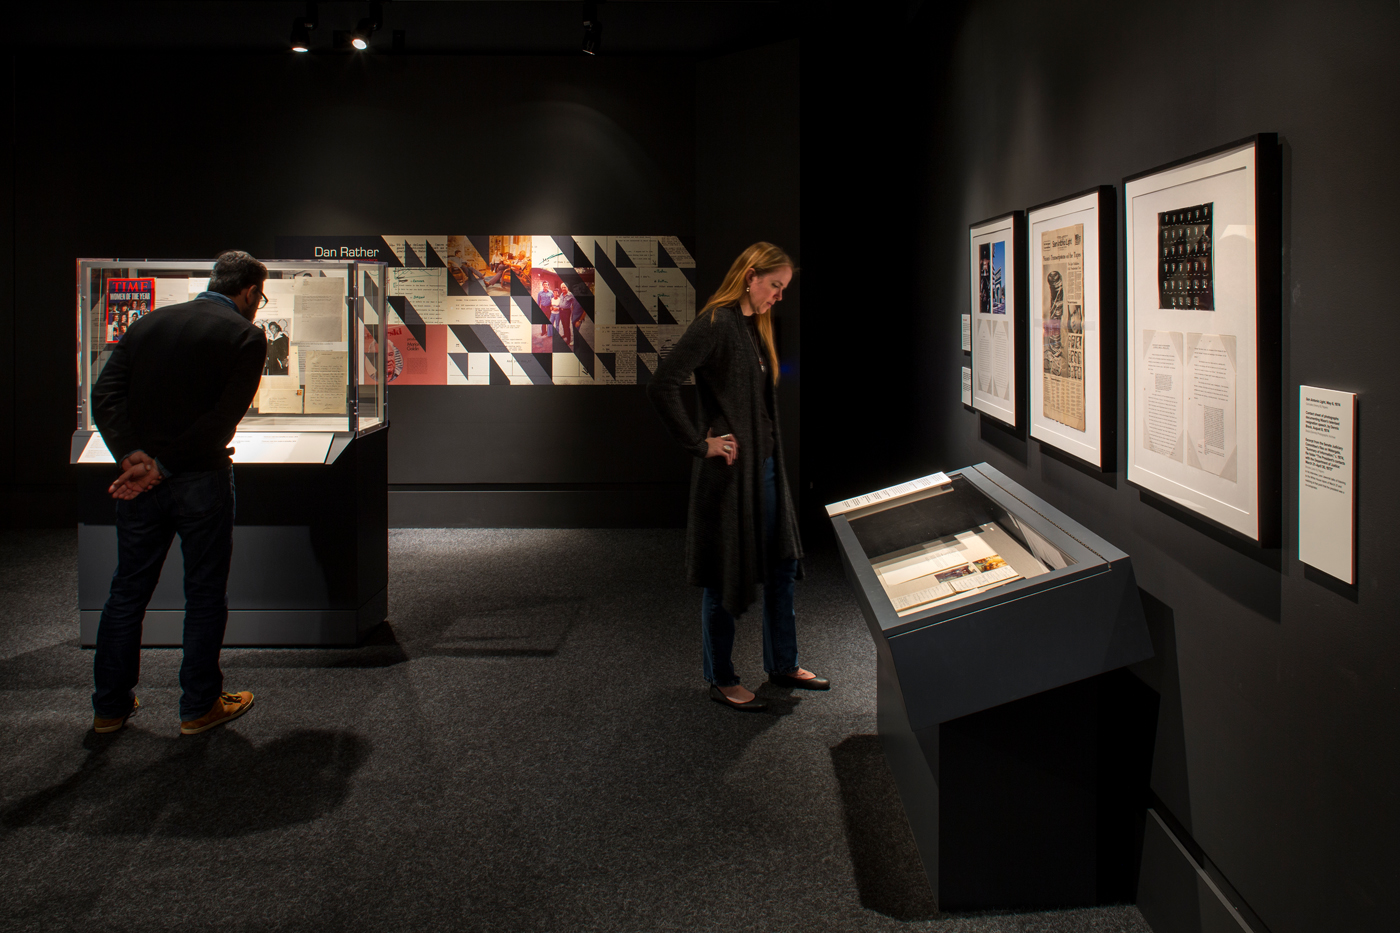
[257,291,269,309]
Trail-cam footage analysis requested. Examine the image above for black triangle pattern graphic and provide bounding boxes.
[448,353,473,380]
[614,242,636,268]
[510,268,533,297]
[552,329,571,353]
[593,242,654,326]
[595,353,616,378]
[572,336,594,379]
[449,324,491,353]
[551,236,583,269]
[446,268,468,296]
[467,236,491,264]
[656,297,678,326]
[425,243,448,268]
[403,241,424,268]
[469,324,508,352]
[637,355,652,386]
[488,354,510,385]
[494,296,512,322]
[637,329,658,356]
[388,296,428,349]
[657,241,678,268]
[514,353,552,384]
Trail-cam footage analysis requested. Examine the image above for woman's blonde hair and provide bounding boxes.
[700,242,794,385]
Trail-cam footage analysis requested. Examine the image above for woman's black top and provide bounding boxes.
[647,305,803,614]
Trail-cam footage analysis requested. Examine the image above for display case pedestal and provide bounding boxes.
[830,462,1155,911]
[76,427,388,648]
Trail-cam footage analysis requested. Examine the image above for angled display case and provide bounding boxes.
[829,463,1155,911]
[72,259,389,647]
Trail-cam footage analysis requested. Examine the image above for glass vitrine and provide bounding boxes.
[73,259,386,465]
[839,470,1078,620]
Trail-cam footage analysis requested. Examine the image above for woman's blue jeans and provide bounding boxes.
[701,456,799,686]
[91,467,236,721]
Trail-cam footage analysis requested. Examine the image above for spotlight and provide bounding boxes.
[582,0,603,55]
[350,1,383,51]
[290,1,317,52]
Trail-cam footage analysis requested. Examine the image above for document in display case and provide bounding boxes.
[829,463,1154,911]
[72,259,390,647]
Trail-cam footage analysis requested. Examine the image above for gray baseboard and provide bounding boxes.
[1137,809,1258,933]
[388,487,688,528]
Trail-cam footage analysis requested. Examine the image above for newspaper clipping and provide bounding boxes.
[1041,224,1086,431]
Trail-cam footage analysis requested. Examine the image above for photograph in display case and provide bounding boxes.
[1123,135,1280,542]
[1026,186,1116,470]
[967,212,1024,427]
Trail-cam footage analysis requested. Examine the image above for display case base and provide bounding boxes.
[79,588,385,647]
[880,662,1157,911]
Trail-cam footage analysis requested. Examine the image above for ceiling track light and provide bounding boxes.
[351,0,383,51]
[582,0,603,56]
[290,2,318,52]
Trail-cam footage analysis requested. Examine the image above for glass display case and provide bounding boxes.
[829,463,1154,911]
[72,258,389,647]
[73,259,386,465]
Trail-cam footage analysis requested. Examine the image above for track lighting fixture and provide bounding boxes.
[582,0,603,55]
[290,1,317,52]
[350,1,383,51]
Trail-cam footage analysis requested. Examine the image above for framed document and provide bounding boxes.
[1026,186,1116,470]
[968,212,1025,428]
[1124,135,1281,543]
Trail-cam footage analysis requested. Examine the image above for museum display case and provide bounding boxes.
[829,463,1155,910]
[72,259,390,647]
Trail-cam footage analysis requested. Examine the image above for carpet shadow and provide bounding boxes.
[1,726,367,838]
[831,734,940,921]
[423,603,579,658]
[222,622,409,669]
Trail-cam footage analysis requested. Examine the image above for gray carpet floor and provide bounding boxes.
[0,528,1153,933]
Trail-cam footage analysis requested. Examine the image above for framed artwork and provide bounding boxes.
[1026,186,1116,470]
[1124,134,1281,543]
[968,212,1025,428]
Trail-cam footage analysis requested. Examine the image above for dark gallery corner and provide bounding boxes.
[0,2,1396,933]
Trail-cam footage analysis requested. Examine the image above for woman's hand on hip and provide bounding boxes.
[704,431,738,466]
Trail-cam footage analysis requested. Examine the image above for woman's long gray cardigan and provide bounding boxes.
[647,304,803,615]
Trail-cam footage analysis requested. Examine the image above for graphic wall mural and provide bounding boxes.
[276,235,697,385]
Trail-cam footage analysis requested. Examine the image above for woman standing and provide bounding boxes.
[648,242,828,712]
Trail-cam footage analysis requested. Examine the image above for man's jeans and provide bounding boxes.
[701,456,799,686]
[92,467,236,721]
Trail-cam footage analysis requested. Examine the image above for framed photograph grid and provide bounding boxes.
[1123,134,1281,543]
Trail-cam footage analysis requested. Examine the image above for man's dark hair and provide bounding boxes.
[208,250,268,296]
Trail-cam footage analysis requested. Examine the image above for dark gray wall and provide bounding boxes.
[1,26,799,527]
[698,39,802,511]
[810,1,1398,930]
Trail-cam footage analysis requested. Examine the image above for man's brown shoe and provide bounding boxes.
[93,696,140,733]
[180,692,254,735]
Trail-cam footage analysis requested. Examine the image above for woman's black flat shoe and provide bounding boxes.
[709,685,768,711]
[769,672,831,690]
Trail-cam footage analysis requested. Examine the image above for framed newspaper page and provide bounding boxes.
[1027,186,1116,470]
[1124,135,1281,544]
[968,212,1025,428]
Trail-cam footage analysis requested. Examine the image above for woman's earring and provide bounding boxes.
[745,285,750,292]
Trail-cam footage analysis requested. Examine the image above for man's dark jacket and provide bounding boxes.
[648,304,803,615]
[92,296,266,473]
